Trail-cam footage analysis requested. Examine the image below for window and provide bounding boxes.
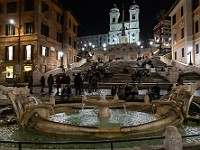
[7,2,17,13]
[174,52,177,60]
[6,24,15,35]
[181,6,184,17]
[24,0,34,11]
[8,46,14,60]
[132,33,135,39]
[57,13,63,24]
[5,46,14,61]
[112,18,115,23]
[193,0,199,10]
[182,48,185,57]
[24,22,34,34]
[41,46,48,56]
[173,33,177,44]
[132,14,135,20]
[25,45,32,60]
[68,36,72,46]
[195,20,199,34]
[196,44,199,54]
[57,32,63,42]
[0,3,2,14]
[172,14,176,25]
[6,66,13,78]
[41,1,49,13]
[181,27,184,39]
[41,24,49,37]
[57,51,63,60]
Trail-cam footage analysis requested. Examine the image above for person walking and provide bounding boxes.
[47,74,54,95]
[28,76,33,94]
[40,76,45,93]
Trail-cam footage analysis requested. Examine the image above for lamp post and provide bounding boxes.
[10,19,21,83]
[187,46,193,65]
[103,44,107,62]
[149,41,154,56]
[10,19,21,64]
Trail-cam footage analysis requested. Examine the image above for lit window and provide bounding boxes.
[58,51,63,60]
[26,45,31,60]
[8,46,13,61]
[6,66,13,78]
[42,46,47,56]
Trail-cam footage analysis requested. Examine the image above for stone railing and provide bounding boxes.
[69,58,86,69]
[160,53,172,66]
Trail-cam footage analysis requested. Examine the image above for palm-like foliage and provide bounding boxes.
[156,9,166,23]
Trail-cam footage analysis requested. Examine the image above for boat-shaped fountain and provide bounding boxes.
[0,81,199,137]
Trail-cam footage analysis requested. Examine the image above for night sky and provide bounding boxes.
[64,0,176,40]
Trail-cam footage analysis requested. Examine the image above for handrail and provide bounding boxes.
[0,133,200,150]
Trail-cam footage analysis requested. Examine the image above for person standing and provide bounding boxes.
[124,83,132,99]
[91,75,98,92]
[55,75,61,95]
[131,84,139,98]
[40,76,45,93]
[111,85,117,96]
[28,76,33,94]
[152,83,160,99]
[48,74,54,95]
[74,73,82,95]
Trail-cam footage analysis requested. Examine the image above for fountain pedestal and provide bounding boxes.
[98,106,110,119]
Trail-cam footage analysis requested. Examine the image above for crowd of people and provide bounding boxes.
[26,56,184,103]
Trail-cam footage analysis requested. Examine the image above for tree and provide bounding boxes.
[156,10,166,52]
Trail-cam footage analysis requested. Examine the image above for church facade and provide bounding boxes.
[109,2,140,45]
[77,1,140,50]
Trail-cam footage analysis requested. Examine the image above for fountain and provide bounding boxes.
[82,91,125,119]
[0,81,199,137]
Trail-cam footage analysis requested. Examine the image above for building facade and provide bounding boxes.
[169,0,200,66]
[77,34,109,50]
[0,0,78,83]
[153,20,171,50]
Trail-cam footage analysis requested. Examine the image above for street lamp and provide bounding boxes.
[187,46,193,65]
[149,41,154,56]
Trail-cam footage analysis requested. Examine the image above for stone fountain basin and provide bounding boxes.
[27,104,182,137]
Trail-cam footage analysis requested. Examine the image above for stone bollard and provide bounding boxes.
[144,94,150,103]
[163,125,182,150]
[49,95,55,105]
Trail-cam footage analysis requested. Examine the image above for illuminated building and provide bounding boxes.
[169,0,200,66]
[0,0,78,83]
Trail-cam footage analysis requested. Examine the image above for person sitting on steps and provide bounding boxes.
[61,85,72,101]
